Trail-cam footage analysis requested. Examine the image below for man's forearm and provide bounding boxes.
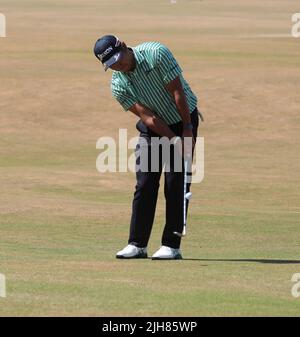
[166,76,191,127]
[142,114,176,139]
[129,102,176,139]
[174,91,191,126]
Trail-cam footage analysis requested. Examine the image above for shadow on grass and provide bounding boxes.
[183,258,300,264]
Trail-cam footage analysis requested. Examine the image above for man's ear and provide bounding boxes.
[121,41,127,50]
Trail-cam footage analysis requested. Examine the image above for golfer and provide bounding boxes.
[94,35,202,260]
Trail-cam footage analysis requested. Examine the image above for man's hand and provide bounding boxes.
[173,130,195,160]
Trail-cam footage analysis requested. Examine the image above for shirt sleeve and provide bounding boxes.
[111,84,138,111]
[156,45,182,84]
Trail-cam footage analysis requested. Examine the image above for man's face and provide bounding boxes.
[108,51,131,72]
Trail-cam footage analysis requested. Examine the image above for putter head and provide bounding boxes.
[185,192,192,200]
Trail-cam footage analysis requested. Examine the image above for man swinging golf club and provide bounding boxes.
[94,35,202,260]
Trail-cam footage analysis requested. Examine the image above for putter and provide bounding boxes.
[174,158,192,237]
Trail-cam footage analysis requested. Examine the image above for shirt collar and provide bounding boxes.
[128,47,152,75]
[130,47,145,65]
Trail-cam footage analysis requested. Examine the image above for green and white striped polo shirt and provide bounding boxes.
[111,42,198,125]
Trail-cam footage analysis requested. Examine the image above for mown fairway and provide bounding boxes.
[0,0,300,316]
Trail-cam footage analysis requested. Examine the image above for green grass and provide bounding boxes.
[1,193,300,316]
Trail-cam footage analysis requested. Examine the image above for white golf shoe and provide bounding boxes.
[116,244,148,259]
[152,246,182,260]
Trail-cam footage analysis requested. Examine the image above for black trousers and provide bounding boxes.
[128,108,199,249]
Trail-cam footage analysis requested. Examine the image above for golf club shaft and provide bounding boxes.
[173,157,192,237]
[183,158,188,232]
